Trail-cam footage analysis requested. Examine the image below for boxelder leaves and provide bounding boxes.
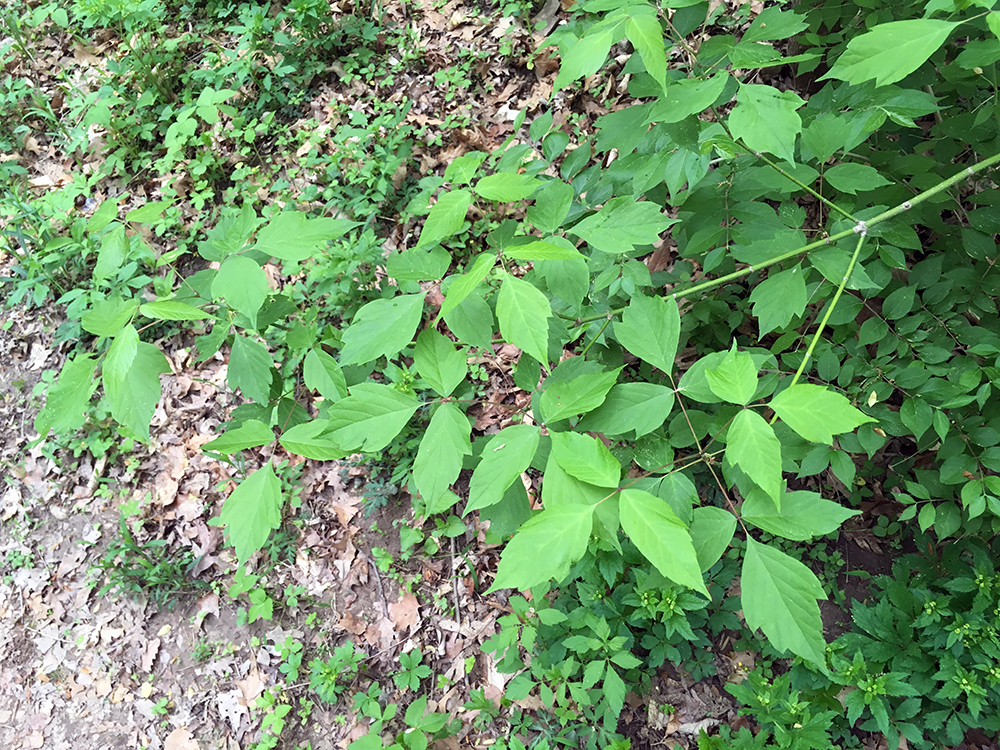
[202,419,274,454]
[491,504,596,591]
[741,537,826,666]
[417,189,471,249]
[466,424,540,514]
[339,293,425,366]
[526,179,574,233]
[212,255,268,327]
[229,334,274,404]
[613,293,680,374]
[750,265,807,335]
[577,382,674,437]
[503,240,582,261]
[104,340,169,441]
[474,173,542,202]
[278,419,346,460]
[540,367,621,423]
[139,300,211,321]
[82,296,138,337]
[303,348,347,402]
[554,27,616,91]
[572,196,677,253]
[821,19,957,88]
[324,382,419,453]
[705,342,758,406]
[496,275,551,365]
[413,403,472,512]
[625,9,666,92]
[770,384,876,445]
[34,354,98,439]
[253,209,359,261]
[743,488,860,541]
[214,462,284,566]
[550,431,621,488]
[439,253,497,319]
[728,83,805,164]
[413,329,466,397]
[727,409,783,509]
[619,489,708,597]
[824,163,893,195]
[689,506,737,572]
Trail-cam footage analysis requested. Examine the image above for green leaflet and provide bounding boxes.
[229,334,274,404]
[386,245,451,282]
[104,340,169,441]
[502,240,582,261]
[645,72,728,125]
[443,151,487,185]
[490,504,596,591]
[619,489,708,597]
[688,506,736,572]
[93,223,128,285]
[465,424,540,514]
[613,293,680,374]
[576,382,674,438]
[439,253,497,319]
[821,19,958,88]
[496,275,551,365]
[139,300,212,321]
[104,324,139,384]
[572,196,677,253]
[416,189,471,249]
[554,26,616,92]
[539,367,620,423]
[526,180,574,233]
[549,430,621,488]
[339,293,425,366]
[278,419,346,460]
[87,196,119,233]
[81,296,138,337]
[625,10,666,93]
[728,83,805,164]
[125,199,172,223]
[252,209,359,261]
[750,265,807,336]
[324,382,420,453]
[743,488,860,541]
[203,419,274,454]
[705,342,758,406]
[303,348,348,402]
[770,384,876,445]
[212,462,284,566]
[726,409,783,509]
[823,163,893,195]
[412,403,471,512]
[474,173,542,202]
[212,255,268,327]
[443,293,494,350]
[413,329,466,397]
[743,6,808,43]
[34,354,98,439]
[741,538,827,666]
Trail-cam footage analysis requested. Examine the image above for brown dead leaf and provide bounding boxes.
[389,592,421,631]
[338,610,368,636]
[165,728,200,750]
[141,637,161,673]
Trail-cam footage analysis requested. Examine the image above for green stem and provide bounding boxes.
[566,150,1000,328]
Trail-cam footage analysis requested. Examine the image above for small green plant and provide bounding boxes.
[393,648,432,692]
[349,694,456,750]
[90,502,208,610]
[309,641,365,704]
